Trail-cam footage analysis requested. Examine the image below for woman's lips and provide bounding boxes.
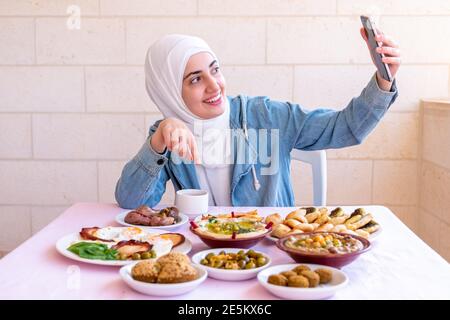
[203,94,223,106]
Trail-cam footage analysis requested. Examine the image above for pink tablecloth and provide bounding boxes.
[0,203,449,299]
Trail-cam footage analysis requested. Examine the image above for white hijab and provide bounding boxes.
[144,34,232,205]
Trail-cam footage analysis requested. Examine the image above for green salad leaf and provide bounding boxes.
[67,242,118,260]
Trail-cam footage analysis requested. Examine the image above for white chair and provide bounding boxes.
[290,149,327,206]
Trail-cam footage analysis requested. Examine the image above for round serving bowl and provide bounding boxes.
[276,232,371,268]
[191,248,271,281]
[257,263,348,300]
[190,226,271,249]
[120,262,207,297]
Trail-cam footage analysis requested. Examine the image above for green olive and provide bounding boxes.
[119,253,128,260]
[247,249,257,258]
[245,261,256,269]
[237,250,245,256]
[149,250,156,258]
[132,253,141,260]
[200,258,209,265]
[238,260,246,269]
[141,252,151,259]
[205,253,215,261]
[219,250,226,256]
[256,257,267,267]
[213,260,225,268]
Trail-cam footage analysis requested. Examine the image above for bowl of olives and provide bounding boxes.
[191,248,271,281]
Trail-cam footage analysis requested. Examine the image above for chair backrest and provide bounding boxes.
[290,149,327,206]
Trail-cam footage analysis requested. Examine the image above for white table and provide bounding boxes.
[0,204,448,299]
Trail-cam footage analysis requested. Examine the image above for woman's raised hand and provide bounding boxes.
[360,27,401,91]
[150,118,199,162]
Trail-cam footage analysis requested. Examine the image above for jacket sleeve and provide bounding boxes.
[115,121,170,209]
[266,73,398,152]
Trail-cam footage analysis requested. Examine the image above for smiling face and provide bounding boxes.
[181,52,227,119]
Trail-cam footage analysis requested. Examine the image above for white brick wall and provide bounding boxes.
[0,0,449,254]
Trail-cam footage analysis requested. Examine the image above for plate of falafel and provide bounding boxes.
[257,263,348,300]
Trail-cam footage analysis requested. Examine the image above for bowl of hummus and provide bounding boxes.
[190,212,272,248]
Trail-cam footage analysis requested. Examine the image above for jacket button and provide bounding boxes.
[156,159,164,165]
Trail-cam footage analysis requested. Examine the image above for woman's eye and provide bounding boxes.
[191,77,200,84]
[212,66,220,74]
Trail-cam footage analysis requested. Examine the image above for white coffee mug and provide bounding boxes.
[175,189,209,219]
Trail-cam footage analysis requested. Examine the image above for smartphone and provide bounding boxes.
[360,15,393,82]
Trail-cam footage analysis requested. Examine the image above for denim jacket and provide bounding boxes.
[115,73,398,209]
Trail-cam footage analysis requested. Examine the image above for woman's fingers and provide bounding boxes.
[376,46,401,57]
[375,33,398,48]
[360,27,368,42]
[382,56,402,65]
[189,135,200,164]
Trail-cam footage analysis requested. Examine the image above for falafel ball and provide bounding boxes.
[288,275,309,288]
[267,274,288,286]
[280,270,297,279]
[157,262,198,283]
[300,270,320,287]
[292,265,311,274]
[131,260,161,283]
[315,268,333,284]
[157,252,190,266]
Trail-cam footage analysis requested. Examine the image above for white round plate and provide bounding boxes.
[55,231,192,266]
[120,262,207,297]
[257,263,348,300]
[115,211,189,230]
[191,248,271,281]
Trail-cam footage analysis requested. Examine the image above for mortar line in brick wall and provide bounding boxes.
[5,14,450,18]
[33,17,37,64]
[0,110,418,115]
[0,204,71,208]
[370,159,375,203]
[264,18,268,65]
[1,62,448,67]
[124,18,128,65]
[0,158,128,162]
[96,160,100,202]
[0,157,419,162]
[29,113,34,159]
[291,65,295,102]
[83,66,87,112]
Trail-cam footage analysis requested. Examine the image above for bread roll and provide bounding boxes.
[316,223,334,232]
[265,213,283,227]
[271,224,291,238]
[355,229,370,239]
[331,224,347,233]
[294,223,314,232]
[305,211,320,223]
[286,209,307,223]
[286,229,304,236]
[315,213,330,226]
[285,218,301,228]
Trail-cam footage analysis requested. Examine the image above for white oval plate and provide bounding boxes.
[257,263,348,300]
[120,262,207,296]
[191,248,271,281]
[55,231,192,266]
[115,211,189,230]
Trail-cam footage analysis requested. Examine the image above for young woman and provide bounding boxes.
[115,28,400,209]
